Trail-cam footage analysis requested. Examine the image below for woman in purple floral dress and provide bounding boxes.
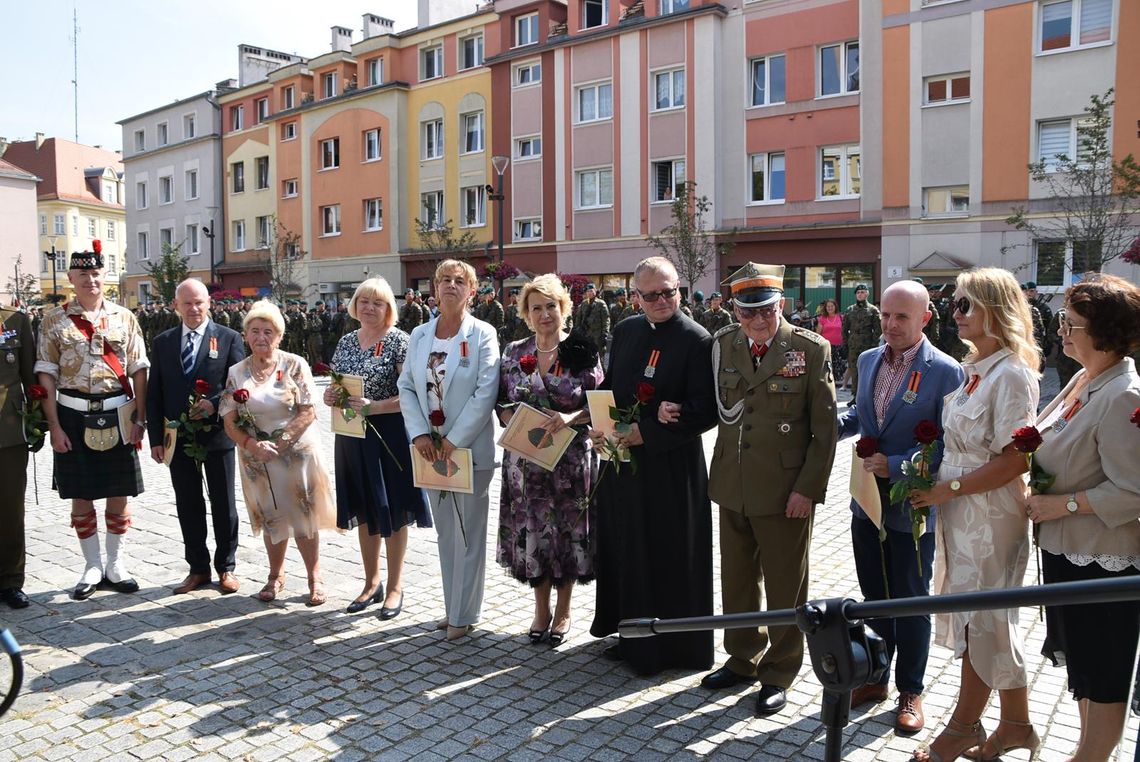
[496,274,604,648]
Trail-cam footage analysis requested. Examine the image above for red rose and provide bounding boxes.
[313,362,332,375]
[519,354,538,375]
[193,379,211,395]
[635,382,655,405]
[914,420,941,445]
[1011,425,1044,453]
[429,410,446,427]
[28,384,48,401]
[1132,407,1140,429]
[855,436,879,459]
[232,389,250,404]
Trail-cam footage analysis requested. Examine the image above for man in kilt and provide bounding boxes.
[35,242,149,600]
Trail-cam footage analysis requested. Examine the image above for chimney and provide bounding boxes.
[331,25,353,52]
[362,14,394,39]
[35,132,46,150]
[215,78,238,94]
[0,137,8,158]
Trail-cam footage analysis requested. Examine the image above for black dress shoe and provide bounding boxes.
[701,666,756,690]
[72,582,98,601]
[602,642,624,661]
[755,684,787,716]
[379,593,403,620]
[101,577,140,594]
[347,586,385,614]
[0,588,29,609]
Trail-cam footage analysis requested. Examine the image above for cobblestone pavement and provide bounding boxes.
[2,370,1137,761]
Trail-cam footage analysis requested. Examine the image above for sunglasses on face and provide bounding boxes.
[953,297,972,316]
[736,304,779,320]
[636,287,678,303]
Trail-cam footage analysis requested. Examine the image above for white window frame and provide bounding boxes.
[923,73,971,106]
[158,174,174,205]
[255,216,271,249]
[367,58,383,86]
[422,120,444,160]
[232,220,246,251]
[421,45,443,81]
[515,13,539,47]
[320,138,340,170]
[660,0,689,13]
[1038,0,1113,55]
[283,85,295,110]
[364,128,381,161]
[819,40,859,97]
[1033,239,1102,292]
[282,121,297,141]
[231,105,244,131]
[1037,117,1097,171]
[461,112,485,154]
[459,34,484,70]
[576,167,614,209]
[514,218,542,241]
[183,113,196,139]
[88,217,97,236]
[320,205,341,237]
[576,82,613,123]
[255,97,269,123]
[283,178,298,198]
[72,215,79,236]
[105,220,116,241]
[749,151,786,204]
[364,198,383,231]
[255,156,270,190]
[652,68,685,111]
[582,0,608,30]
[40,214,47,236]
[421,191,445,229]
[137,231,150,260]
[135,181,148,210]
[160,227,174,251]
[514,61,542,87]
[922,186,970,217]
[819,144,861,199]
[53,213,65,235]
[157,121,168,146]
[750,54,787,107]
[134,129,145,152]
[516,135,542,160]
[185,223,200,256]
[651,159,686,203]
[185,169,198,200]
[322,72,338,99]
[461,185,486,228]
[231,161,245,194]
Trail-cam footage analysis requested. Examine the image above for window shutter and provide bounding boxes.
[1038,120,1071,167]
[1079,0,1111,43]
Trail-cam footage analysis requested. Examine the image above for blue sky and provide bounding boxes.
[3,0,418,152]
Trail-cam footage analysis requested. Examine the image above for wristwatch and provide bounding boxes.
[949,479,962,494]
[1066,493,1079,514]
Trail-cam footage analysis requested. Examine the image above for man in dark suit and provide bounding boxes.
[147,279,245,594]
[837,279,964,733]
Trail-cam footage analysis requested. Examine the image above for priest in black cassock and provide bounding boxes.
[588,256,718,676]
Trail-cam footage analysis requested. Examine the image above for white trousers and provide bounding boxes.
[430,469,493,627]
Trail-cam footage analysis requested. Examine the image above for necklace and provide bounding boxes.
[535,333,563,354]
[250,355,278,382]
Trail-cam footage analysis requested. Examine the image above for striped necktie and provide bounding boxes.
[182,331,196,376]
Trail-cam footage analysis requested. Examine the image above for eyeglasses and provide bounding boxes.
[736,304,779,320]
[953,297,972,316]
[1057,309,1088,337]
[636,288,678,303]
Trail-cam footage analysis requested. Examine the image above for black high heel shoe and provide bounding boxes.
[346,583,384,614]
[528,615,553,644]
[379,592,403,620]
[549,618,571,648]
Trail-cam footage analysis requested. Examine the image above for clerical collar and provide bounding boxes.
[647,312,680,331]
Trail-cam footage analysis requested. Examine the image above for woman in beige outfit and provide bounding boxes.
[910,268,1041,762]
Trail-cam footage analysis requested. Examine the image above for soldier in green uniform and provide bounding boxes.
[1022,284,1047,369]
[609,288,629,325]
[0,303,36,608]
[397,289,424,333]
[698,291,735,334]
[573,282,610,356]
[662,262,836,715]
[478,287,505,331]
[691,290,706,322]
[1026,282,1053,362]
[306,303,327,367]
[502,288,531,343]
[843,284,882,397]
[214,299,232,330]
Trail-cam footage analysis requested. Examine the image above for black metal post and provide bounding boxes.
[203,225,216,288]
[496,171,505,304]
[50,243,58,302]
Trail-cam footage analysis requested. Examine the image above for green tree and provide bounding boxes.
[1007,89,1140,271]
[6,254,42,307]
[646,180,734,294]
[261,218,308,304]
[143,243,191,303]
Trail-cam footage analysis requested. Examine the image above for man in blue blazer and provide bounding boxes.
[837,280,964,734]
[146,279,245,594]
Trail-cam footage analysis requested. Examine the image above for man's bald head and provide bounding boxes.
[175,278,209,300]
[174,278,211,330]
[879,280,931,352]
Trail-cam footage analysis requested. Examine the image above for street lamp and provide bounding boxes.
[489,154,510,303]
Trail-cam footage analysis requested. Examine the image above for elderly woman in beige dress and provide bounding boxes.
[909,268,1041,762]
[220,300,336,605]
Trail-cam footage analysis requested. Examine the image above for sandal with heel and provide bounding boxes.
[307,577,327,606]
[912,717,987,762]
[258,574,285,602]
[962,719,1040,761]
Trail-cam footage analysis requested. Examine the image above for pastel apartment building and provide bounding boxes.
[0,155,40,305]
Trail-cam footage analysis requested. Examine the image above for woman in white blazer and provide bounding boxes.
[397,259,500,641]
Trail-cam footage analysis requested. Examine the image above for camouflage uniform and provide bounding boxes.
[698,306,735,334]
[479,296,505,331]
[842,297,882,396]
[397,300,424,333]
[574,296,610,355]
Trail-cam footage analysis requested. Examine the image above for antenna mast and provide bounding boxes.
[71,4,79,142]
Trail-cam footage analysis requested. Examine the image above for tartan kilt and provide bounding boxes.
[53,405,144,500]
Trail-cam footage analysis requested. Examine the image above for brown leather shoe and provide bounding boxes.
[896,692,925,734]
[218,573,240,594]
[173,573,211,594]
[850,682,889,707]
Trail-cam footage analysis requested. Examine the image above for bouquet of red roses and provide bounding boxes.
[21,384,49,453]
[889,420,942,576]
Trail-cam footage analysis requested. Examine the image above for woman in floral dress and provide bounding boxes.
[496,274,604,647]
[220,300,336,606]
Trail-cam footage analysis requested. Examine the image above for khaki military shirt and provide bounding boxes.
[35,299,149,393]
[0,306,36,448]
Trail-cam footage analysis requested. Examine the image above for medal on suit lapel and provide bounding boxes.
[459,339,470,367]
[644,349,660,379]
[208,336,218,359]
[956,373,980,406]
[4,352,13,364]
[1052,398,1082,433]
[902,370,922,404]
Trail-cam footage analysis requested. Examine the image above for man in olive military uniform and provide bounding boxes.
[664,262,837,717]
[477,287,505,331]
[214,299,232,330]
[691,290,706,322]
[0,303,36,608]
[397,289,424,333]
[698,291,735,334]
[574,282,610,356]
[502,288,530,343]
[609,288,630,325]
[283,301,302,355]
[843,284,882,397]
[1026,282,1053,361]
[304,303,326,366]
